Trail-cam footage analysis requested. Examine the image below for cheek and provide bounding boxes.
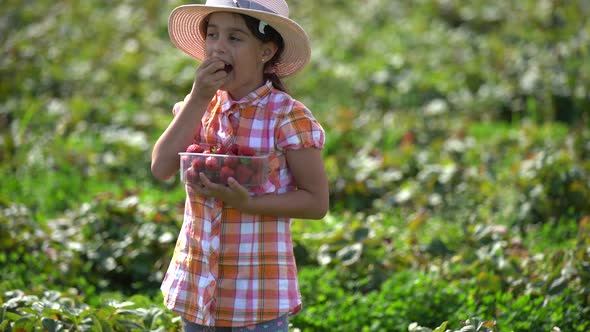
[203,45,214,58]
[236,62,262,77]
[238,54,262,70]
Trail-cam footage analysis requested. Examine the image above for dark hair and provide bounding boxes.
[239,14,287,92]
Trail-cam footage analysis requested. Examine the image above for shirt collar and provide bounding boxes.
[220,80,273,114]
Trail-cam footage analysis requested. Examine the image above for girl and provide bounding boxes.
[151,0,329,331]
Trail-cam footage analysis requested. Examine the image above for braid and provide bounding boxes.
[264,72,288,93]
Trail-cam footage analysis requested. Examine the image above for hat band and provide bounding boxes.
[205,0,275,14]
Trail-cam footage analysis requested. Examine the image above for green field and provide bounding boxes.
[1,0,589,331]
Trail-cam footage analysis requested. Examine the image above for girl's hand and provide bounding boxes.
[189,57,229,102]
[193,172,251,209]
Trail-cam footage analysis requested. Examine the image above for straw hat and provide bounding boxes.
[168,0,311,77]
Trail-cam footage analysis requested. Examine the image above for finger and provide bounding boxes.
[195,62,221,84]
[211,72,229,85]
[191,59,229,100]
[227,177,249,196]
[197,64,228,88]
[201,58,226,73]
[187,182,208,197]
[199,172,224,190]
[199,172,213,186]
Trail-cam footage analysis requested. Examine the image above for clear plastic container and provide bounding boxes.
[179,152,269,186]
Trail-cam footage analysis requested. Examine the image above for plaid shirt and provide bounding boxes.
[161,81,325,327]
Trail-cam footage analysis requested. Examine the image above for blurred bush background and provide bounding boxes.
[1,0,589,331]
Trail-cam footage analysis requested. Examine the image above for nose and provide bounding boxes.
[209,38,227,57]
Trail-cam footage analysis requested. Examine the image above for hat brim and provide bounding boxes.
[168,4,311,77]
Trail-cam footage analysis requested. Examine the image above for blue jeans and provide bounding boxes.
[182,315,289,332]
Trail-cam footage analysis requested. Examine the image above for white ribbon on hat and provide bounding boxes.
[226,0,272,34]
[258,21,268,34]
[217,0,274,14]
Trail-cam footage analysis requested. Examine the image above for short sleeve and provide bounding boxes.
[275,101,325,152]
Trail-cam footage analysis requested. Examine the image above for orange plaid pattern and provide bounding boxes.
[160,81,325,327]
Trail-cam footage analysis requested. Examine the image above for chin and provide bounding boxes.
[219,82,232,92]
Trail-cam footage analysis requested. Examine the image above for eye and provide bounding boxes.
[205,29,218,39]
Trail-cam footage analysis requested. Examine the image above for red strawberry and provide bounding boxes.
[250,157,265,169]
[216,144,228,155]
[191,157,205,172]
[235,164,254,184]
[250,169,265,185]
[249,157,268,184]
[205,156,220,171]
[224,156,239,168]
[229,144,240,155]
[186,143,204,153]
[238,146,256,156]
[184,167,199,184]
[219,166,235,184]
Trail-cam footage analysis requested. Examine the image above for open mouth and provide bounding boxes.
[223,63,233,73]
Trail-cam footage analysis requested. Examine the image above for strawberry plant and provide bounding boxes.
[1,0,589,330]
[0,290,181,331]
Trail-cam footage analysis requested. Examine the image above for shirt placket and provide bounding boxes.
[204,198,223,321]
[228,109,240,133]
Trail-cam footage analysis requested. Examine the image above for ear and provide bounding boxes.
[261,42,278,63]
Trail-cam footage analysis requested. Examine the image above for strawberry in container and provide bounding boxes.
[179,143,269,186]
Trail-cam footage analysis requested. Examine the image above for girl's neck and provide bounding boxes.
[226,78,266,101]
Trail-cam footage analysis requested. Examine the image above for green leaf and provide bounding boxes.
[42,317,58,332]
[317,243,333,265]
[142,308,163,329]
[13,317,36,331]
[547,276,569,295]
[424,238,452,257]
[148,327,166,332]
[116,319,144,329]
[116,309,140,316]
[86,314,113,332]
[460,326,476,332]
[106,300,136,309]
[408,322,433,332]
[433,321,448,332]
[352,227,370,242]
[336,243,363,266]
[2,310,22,321]
[41,308,63,316]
